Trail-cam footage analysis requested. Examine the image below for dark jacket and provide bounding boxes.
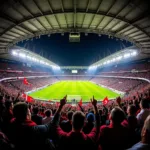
[31,114,43,125]
[60,120,72,133]
[9,118,54,150]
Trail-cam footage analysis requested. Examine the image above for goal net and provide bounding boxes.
[67,95,81,101]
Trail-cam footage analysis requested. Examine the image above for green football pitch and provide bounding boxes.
[29,81,120,102]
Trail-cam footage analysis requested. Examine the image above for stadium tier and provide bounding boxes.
[0,59,149,102]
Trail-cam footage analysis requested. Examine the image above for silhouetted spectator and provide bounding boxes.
[129,115,150,150]
[31,106,42,125]
[42,109,52,124]
[99,107,130,150]
[60,111,73,132]
[52,97,100,150]
[83,113,95,134]
[9,102,55,150]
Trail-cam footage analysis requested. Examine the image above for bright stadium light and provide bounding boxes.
[19,53,26,58]
[45,62,49,65]
[88,66,92,70]
[131,51,137,56]
[12,50,18,56]
[52,65,60,70]
[106,60,110,64]
[34,58,38,62]
[39,60,45,64]
[27,55,32,60]
[112,58,116,62]
[56,66,60,70]
[88,65,97,71]
[124,53,130,58]
[32,57,36,61]
[116,56,122,60]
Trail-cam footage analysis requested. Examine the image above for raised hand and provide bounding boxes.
[91,96,97,107]
[60,95,67,106]
[116,96,121,105]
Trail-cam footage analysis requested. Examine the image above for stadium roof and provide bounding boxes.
[11,46,59,68]
[0,0,150,55]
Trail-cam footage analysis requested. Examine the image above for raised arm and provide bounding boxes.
[88,96,100,141]
[32,96,67,139]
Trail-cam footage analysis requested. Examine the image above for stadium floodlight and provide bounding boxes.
[27,55,32,60]
[34,58,38,62]
[12,50,18,56]
[111,58,116,62]
[131,51,137,56]
[103,62,107,65]
[40,60,45,64]
[56,66,60,70]
[88,66,92,70]
[88,66,96,70]
[116,56,122,60]
[106,60,110,64]
[36,59,39,63]
[112,58,116,62]
[52,65,60,70]
[31,57,36,61]
[97,64,101,67]
[124,53,130,58]
[19,53,26,58]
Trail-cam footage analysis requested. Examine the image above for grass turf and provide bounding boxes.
[29,81,120,102]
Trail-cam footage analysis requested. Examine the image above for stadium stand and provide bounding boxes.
[98,61,150,80]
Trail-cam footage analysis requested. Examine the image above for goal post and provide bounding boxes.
[67,95,81,101]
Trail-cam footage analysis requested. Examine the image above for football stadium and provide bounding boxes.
[0,0,150,150]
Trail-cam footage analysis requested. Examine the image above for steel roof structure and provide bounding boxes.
[0,0,150,55]
[11,46,59,67]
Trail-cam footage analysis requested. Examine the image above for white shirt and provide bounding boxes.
[137,109,150,127]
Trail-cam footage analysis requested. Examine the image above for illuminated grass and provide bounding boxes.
[29,81,120,102]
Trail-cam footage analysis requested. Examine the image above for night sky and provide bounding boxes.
[17,33,132,66]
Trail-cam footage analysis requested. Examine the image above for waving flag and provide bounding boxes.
[23,78,31,85]
[102,96,109,105]
[78,99,82,106]
[22,93,33,103]
[27,95,34,103]
[22,93,27,98]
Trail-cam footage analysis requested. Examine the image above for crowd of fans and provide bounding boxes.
[0,77,58,97]
[0,82,150,150]
[0,61,150,150]
[99,62,150,72]
[91,78,149,93]
[100,71,150,80]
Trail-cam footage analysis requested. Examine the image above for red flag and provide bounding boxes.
[23,78,31,85]
[27,95,33,103]
[22,93,26,98]
[102,96,109,105]
[78,99,82,106]
[23,78,28,85]
[22,93,33,103]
